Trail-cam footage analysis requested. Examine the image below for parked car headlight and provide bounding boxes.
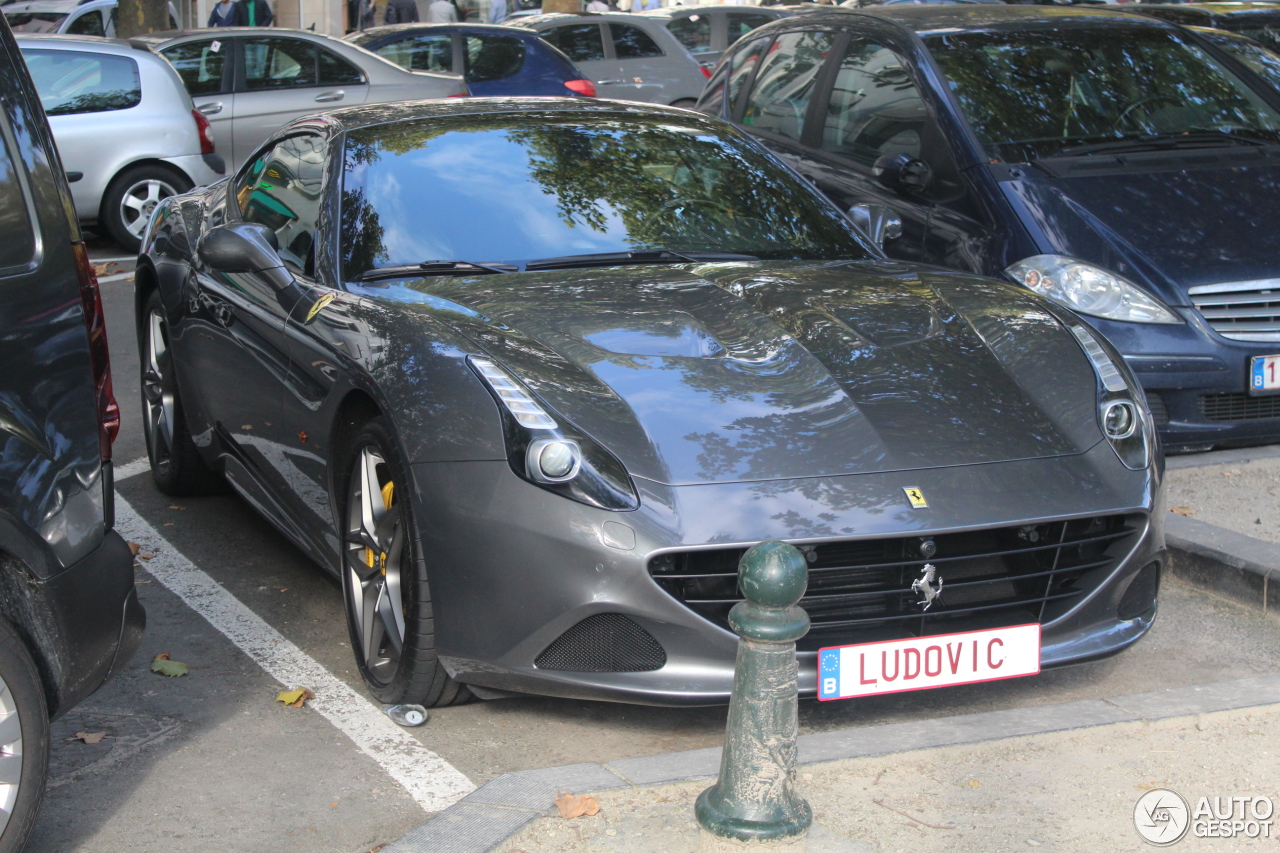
[470,357,639,510]
[1006,255,1181,324]
[1067,324,1152,470]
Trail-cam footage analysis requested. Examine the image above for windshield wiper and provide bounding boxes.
[524,250,758,271]
[1053,131,1274,158]
[360,260,517,281]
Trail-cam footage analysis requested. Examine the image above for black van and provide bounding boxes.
[703,5,1280,453]
[0,15,143,850]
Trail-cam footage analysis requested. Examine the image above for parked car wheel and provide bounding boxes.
[336,418,471,707]
[670,98,697,109]
[102,165,191,251]
[141,291,223,496]
[0,619,48,853]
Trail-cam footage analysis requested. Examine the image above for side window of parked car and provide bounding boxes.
[0,117,35,273]
[726,13,775,47]
[465,35,526,82]
[21,49,141,115]
[1205,31,1280,90]
[319,48,364,85]
[668,15,713,58]
[1235,25,1280,53]
[728,36,770,115]
[244,37,319,89]
[235,135,327,276]
[162,39,229,96]
[612,24,663,59]
[375,33,453,72]
[541,24,605,62]
[821,38,926,166]
[742,29,835,141]
[64,9,104,36]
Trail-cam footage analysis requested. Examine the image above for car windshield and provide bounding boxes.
[925,26,1280,162]
[339,114,871,278]
[4,11,67,31]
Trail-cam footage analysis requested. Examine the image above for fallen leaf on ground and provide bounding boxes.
[74,731,106,744]
[91,262,123,276]
[138,552,155,561]
[168,505,186,510]
[127,541,141,556]
[968,779,980,788]
[554,792,600,819]
[276,688,315,708]
[150,653,189,677]
[1170,506,1197,516]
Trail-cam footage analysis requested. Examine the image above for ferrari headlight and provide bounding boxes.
[1006,255,1180,324]
[468,356,638,511]
[1068,324,1152,470]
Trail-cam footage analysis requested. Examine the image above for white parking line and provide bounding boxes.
[113,495,476,813]
[114,457,150,481]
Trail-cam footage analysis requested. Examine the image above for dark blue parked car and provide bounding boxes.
[347,23,596,97]
[701,5,1280,453]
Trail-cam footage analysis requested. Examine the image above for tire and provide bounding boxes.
[334,417,471,707]
[141,290,223,496]
[101,165,191,252]
[0,620,48,853]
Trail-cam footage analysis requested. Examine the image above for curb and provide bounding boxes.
[383,672,1280,853]
[1165,513,1280,613]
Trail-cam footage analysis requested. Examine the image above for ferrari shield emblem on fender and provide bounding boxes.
[903,487,928,508]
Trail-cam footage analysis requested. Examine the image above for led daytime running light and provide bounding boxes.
[471,357,557,429]
[1069,325,1128,393]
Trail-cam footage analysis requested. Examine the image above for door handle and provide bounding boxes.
[314,90,346,102]
[847,203,903,248]
[596,79,625,85]
[197,102,223,115]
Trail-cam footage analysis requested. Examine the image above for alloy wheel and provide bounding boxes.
[0,675,24,837]
[118,177,179,239]
[345,446,407,685]
[142,310,176,474]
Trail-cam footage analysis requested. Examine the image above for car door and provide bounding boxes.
[539,23,619,96]
[160,37,235,158]
[233,36,368,167]
[609,22,672,103]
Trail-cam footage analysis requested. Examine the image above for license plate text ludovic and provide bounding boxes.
[817,624,1041,701]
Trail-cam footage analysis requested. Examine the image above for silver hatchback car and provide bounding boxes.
[509,12,706,106]
[3,0,177,36]
[17,35,222,250]
[139,28,468,168]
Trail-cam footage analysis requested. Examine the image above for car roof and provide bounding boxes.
[1136,2,1280,15]
[132,26,348,45]
[349,22,542,37]
[773,4,1174,33]
[509,11,664,25]
[635,5,786,18]
[320,95,718,134]
[14,32,157,55]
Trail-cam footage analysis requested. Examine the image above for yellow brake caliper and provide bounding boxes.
[364,481,395,575]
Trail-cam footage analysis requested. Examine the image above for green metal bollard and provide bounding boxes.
[696,540,812,849]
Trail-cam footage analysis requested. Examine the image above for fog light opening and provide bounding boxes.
[526,438,581,483]
[1118,561,1160,621]
[1102,400,1137,440]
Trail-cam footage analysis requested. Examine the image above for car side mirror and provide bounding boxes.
[197,223,294,291]
[873,153,933,194]
[847,203,903,248]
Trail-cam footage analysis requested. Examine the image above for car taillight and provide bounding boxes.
[701,66,711,79]
[192,108,215,155]
[72,242,118,462]
[564,78,596,97]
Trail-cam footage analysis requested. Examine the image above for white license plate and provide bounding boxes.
[1250,355,1280,394]
[817,624,1041,700]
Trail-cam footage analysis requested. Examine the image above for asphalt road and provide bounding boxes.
[35,243,1280,853]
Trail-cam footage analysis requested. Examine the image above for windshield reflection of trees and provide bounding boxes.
[929,29,1280,161]
[338,117,866,276]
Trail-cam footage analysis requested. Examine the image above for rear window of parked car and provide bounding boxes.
[162,39,228,96]
[668,14,712,56]
[542,24,604,62]
[372,33,453,72]
[465,34,525,82]
[21,49,141,115]
[0,117,35,272]
[612,23,663,59]
[727,13,775,46]
[243,37,363,90]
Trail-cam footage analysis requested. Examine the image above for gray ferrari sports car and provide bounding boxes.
[136,98,1165,707]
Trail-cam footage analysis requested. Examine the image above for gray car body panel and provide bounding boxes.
[636,5,790,69]
[136,98,1164,704]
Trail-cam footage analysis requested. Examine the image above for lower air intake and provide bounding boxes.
[1199,392,1280,422]
[534,614,667,672]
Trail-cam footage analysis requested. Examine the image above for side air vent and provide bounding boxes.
[534,614,667,673]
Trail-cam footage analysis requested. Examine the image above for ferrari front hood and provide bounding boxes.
[406,261,1102,485]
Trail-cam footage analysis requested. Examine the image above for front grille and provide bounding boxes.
[1199,392,1280,422]
[534,614,667,672]
[649,515,1141,652]
[1144,392,1170,427]
[1189,279,1280,342]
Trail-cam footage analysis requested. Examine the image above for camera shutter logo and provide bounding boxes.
[1135,788,1191,846]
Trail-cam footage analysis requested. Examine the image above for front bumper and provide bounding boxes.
[421,441,1163,706]
[1091,308,1280,453]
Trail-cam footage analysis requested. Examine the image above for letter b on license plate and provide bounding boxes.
[817,624,1041,700]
